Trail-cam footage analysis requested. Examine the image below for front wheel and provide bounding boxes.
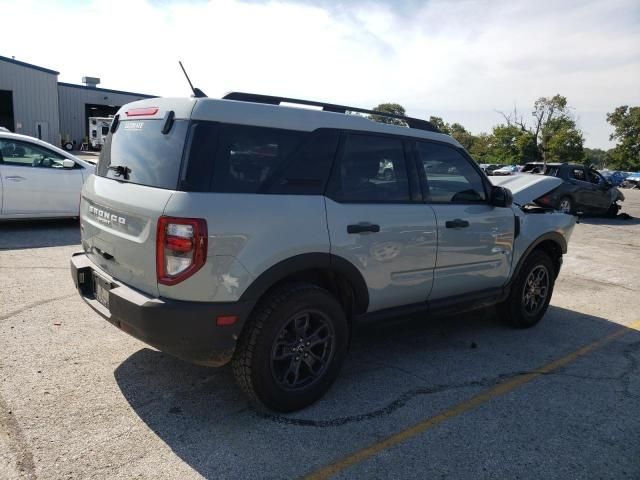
[232,283,349,412]
[497,250,555,328]
[605,202,620,218]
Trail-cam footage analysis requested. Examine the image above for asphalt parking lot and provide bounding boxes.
[1,191,639,480]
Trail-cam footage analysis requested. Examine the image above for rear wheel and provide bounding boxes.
[232,283,349,412]
[497,250,555,328]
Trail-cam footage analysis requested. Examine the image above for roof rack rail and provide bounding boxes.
[222,92,439,133]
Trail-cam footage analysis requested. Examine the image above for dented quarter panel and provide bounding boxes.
[511,207,576,278]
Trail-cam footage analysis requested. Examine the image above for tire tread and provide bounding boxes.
[231,282,330,408]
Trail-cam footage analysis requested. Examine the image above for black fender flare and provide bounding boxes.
[238,253,369,314]
[511,231,567,282]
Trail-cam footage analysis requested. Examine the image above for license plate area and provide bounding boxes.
[92,273,112,309]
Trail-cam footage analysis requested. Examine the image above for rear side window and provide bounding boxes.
[571,168,587,181]
[183,123,338,194]
[97,119,189,190]
[327,134,410,203]
[211,124,308,193]
[545,166,560,177]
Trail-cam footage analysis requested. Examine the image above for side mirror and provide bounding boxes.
[62,159,75,169]
[491,186,513,208]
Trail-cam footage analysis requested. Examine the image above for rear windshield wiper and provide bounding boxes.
[109,165,132,180]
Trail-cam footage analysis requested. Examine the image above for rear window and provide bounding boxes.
[97,119,189,190]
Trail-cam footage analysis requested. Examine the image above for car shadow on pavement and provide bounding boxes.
[113,306,639,479]
[575,212,639,226]
[0,218,80,249]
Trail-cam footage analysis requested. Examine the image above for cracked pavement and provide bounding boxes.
[1,193,640,479]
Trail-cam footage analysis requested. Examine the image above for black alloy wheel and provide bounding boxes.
[270,309,335,390]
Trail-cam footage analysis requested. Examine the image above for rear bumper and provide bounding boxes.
[70,252,253,366]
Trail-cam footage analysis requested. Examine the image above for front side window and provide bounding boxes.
[416,141,486,203]
[587,170,603,185]
[0,139,66,168]
[328,134,409,203]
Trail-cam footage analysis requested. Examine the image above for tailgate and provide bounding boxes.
[81,175,174,297]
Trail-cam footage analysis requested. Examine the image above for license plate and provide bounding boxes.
[93,273,111,309]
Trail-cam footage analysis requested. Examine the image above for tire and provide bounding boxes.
[497,250,555,328]
[63,142,73,151]
[605,203,620,218]
[558,196,574,214]
[232,283,349,412]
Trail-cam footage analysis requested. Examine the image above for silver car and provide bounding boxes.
[70,93,575,411]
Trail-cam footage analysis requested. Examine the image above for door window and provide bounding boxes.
[587,170,604,185]
[571,168,587,182]
[0,139,67,168]
[416,141,486,203]
[328,134,410,203]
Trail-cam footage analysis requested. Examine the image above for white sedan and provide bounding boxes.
[0,132,95,219]
[492,165,520,176]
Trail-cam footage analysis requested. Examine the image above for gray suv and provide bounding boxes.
[70,92,576,411]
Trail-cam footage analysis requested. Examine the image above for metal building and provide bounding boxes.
[58,82,153,148]
[0,55,60,144]
[0,54,154,149]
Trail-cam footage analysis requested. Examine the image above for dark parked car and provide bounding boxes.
[522,162,625,216]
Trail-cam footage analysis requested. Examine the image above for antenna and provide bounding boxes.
[178,61,207,98]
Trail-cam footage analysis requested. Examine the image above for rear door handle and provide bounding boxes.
[347,223,380,234]
[445,219,469,229]
[5,176,26,182]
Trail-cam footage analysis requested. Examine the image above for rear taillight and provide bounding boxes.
[537,195,552,207]
[156,217,208,285]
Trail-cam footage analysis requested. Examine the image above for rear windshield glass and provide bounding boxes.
[97,119,188,190]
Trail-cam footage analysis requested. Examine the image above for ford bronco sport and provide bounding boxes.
[71,92,575,412]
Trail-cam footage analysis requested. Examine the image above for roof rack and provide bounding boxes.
[222,92,439,133]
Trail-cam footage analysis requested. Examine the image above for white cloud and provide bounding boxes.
[2,0,639,147]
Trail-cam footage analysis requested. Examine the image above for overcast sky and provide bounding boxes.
[2,0,639,148]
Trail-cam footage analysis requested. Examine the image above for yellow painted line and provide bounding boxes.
[305,319,640,480]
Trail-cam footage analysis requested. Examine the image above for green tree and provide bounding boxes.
[499,94,585,163]
[427,117,477,153]
[488,125,536,164]
[583,148,609,169]
[606,106,640,170]
[449,123,476,151]
[544,117,584,163]
[428,116,451,134]
[369,103,407,126]
[468,133,493,163]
